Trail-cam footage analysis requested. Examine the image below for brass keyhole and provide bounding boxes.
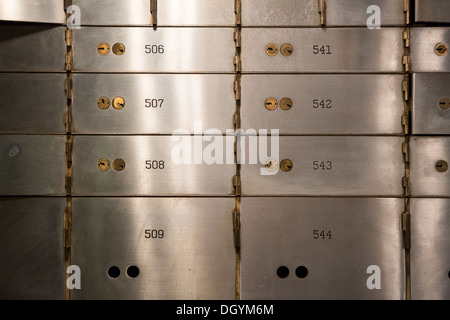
[98,158,110,171]
[439,97,450,111]
[266,43,278,56]
[97,97,110,110]
[265,159,278,172]
[281,43,294,56]
[112,159,126,171]
[436,160,448,173]
[97,42,110,55]
[112,97,125,110]
[112,43,125,55]
[280,159,293,172]
[265,97,278,111]
[280,97,293,111]
[435,43,449,56]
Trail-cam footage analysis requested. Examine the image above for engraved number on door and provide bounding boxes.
[145,45,164,54]
[313,161,333,170]
[313,230,332,240]
[145,160,165,169]
[313,99,332,109]
[145,99,164,108]
[144,229,164,239]
[313,45,332,55]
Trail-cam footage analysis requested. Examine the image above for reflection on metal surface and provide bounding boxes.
[241,75,404,134]
[240,197,405,300]
[0,198,66,299]
[411,199,450,300]
[0,26,65,72]
[73,0,234,26]
[410,137,450,197]
[242,0,405,26]
[411,28,450,72]
[72,74,235,134]
[241,28,404,73]
[0,136,66,196]
[0,74,66,134]
[0,0,64,24]
[241,137,404,196]
[73,28,235,72]
[415,0,450,23]
[71,198,235,299]
[412,74,450,135]
[72,136,235,196]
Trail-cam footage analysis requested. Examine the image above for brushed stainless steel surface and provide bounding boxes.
[72,74,235,134]
[412,73,450,135]
[411,198,450,300]
[0,198,65,299]
[410,27,450,72]
[240,197,405,300]
[73,0,234,26]
[415,0,450,23]
[72,136,235,196]
[410,137,450,197]
[0,26,65,72]
[73,27,235,73]
[0,73,66,134]
[71,197,235,300]
[240,137,404,196]
[241,75,404,135]
[0,135,66,196]
[241,28,404,73]
[0,0,64,24]
[242,0,405,26]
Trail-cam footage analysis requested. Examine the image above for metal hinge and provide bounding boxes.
[64,75,73,101]
[402,76,410,102]
[233,209,241,248]
[234,74,241,101]
[318,0,326,26]
[233,175,241,195]
[402,75,410,134]
[235,0,241,25]
[65,29,73,71]
[64,199,72,248]
[402,55,411,72]
[403,0,410,25]
[402,210,411,249]
[403,29,410,48]
[150,0,157,27]
[234,30,241,48]
[234,55,241,72]
[402,142,410,164]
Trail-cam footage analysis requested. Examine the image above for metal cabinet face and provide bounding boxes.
[415,0,450,23]
[72,27,235,73]
[412,73,450,135]
[71,198,235,300]
[0,0,64,24]
[410,137,450,197]
[240,137,404,196]
[0,26,65,72]
[0,198,66,299]
[242,0,405,27]
[0,74,66,134]
[240,197,405,300]
[73,0,235,26]
[72,136,235,196]
[410,27,450,72]
[0,136,66,196]
[411,199,450,300]
[241,28,404,73]
[241,75,404,135]
[72,74,235,134]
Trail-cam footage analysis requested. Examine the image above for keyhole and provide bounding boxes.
[439,97,450,111]
[265,159,278,172]
[280,159,293,172]
[112,97,125,110]
[280,97,293,111]
[98,158,111,171]
[266,43,278,56]
[435,43,449,56]
[281,43,294,56]
[112,159,126,171]
[97,42,110,55]
[112,43,126,56]
[436,160,448,173]
[265,97,278,111]
[97,97,110,110]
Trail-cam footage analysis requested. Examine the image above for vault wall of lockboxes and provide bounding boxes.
[0,0,449,300]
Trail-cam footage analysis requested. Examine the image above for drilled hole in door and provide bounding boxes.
[277,266,289,279]
[295,266,309,279]
[108,266,120,278]
[127,266,140,278]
